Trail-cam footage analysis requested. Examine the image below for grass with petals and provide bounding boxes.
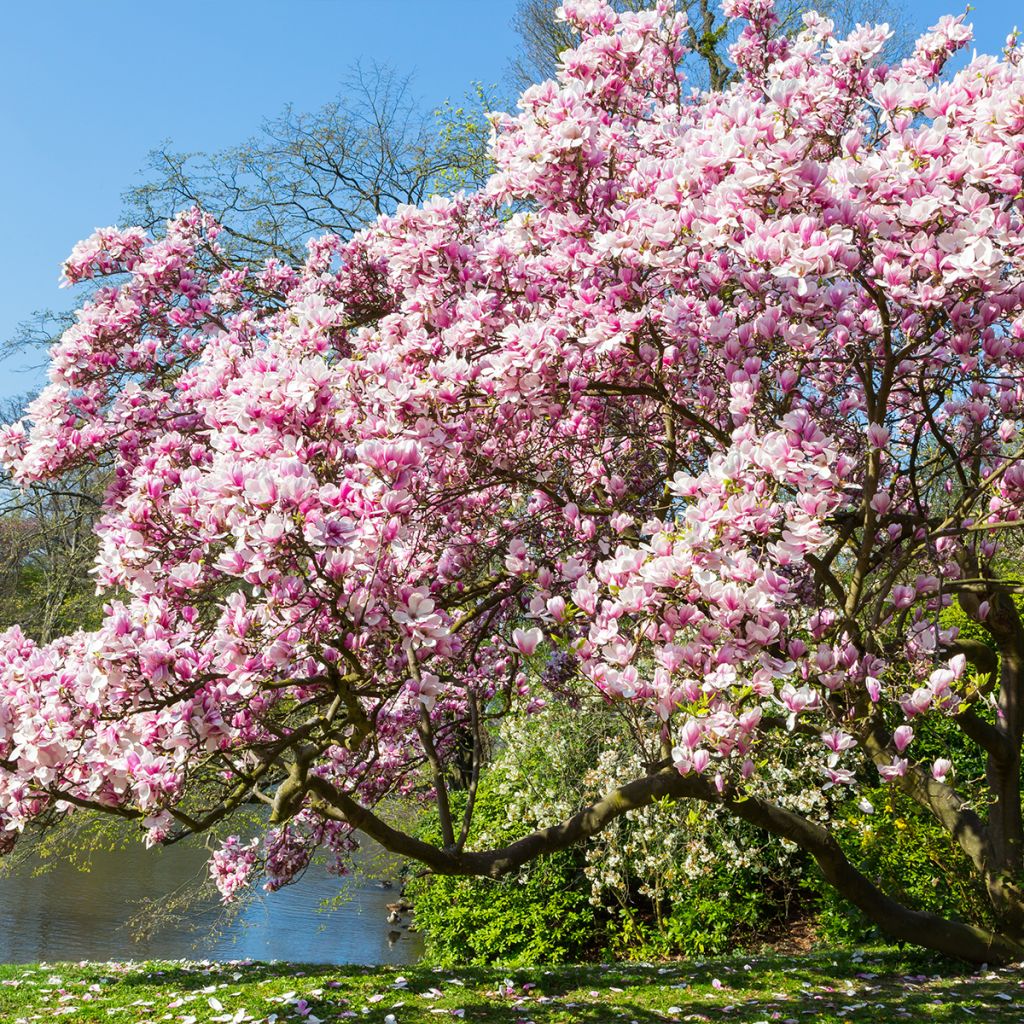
[0,947,1022,1023]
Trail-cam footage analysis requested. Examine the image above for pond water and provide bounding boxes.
[0,838,423,965]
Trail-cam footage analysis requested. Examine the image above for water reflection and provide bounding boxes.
[0,839,422,965]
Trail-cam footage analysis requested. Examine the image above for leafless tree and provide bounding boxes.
[124,64,497,267]
[0,415,105,643]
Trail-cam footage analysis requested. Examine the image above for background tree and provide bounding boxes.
[122,0,910,272]
[0,400,104,641]
[124,65,497,269]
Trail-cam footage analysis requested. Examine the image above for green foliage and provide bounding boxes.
[812,785,992,945]
[589,781,810,959]
[607,850,800,958]
[429,83,499,196]
[938,591,1024,650]
[407,780,598,966]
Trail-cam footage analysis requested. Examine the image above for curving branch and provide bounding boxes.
[307,767,1024,964]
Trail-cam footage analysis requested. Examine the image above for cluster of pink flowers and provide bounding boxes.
[209,836,259,903]
[1,0,1023,882]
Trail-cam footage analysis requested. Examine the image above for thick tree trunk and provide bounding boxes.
[989,652,1024,878]
[977,590,1024,931]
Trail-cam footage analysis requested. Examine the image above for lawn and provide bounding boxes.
[1,948,1022,1024]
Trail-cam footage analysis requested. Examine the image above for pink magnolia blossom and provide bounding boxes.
[878,758,909,782]
[209,836,259,902]
[893,725,914,753]
[866,424,890,449]
[513,628,544,657]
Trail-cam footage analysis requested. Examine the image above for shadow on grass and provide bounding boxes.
[73,948,1023,1023]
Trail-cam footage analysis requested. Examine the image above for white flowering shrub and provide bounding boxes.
[460,701,827,956]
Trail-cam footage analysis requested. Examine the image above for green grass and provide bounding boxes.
[0,948,1021,1023]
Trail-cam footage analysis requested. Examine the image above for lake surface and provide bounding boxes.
[0,838,423,965]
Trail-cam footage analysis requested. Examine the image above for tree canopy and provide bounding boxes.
[3,0,1024,963]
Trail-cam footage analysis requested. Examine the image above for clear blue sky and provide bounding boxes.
[0,1,1014,403]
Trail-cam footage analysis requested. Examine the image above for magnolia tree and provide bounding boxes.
[2,0,1024,963]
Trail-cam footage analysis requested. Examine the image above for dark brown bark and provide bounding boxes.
[966,588,1024,926]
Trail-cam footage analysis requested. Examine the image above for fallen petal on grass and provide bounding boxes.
[0,948,1020,1023]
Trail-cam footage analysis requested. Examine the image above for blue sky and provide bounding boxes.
[0,1,1015,403]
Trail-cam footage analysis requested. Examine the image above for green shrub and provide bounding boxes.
[406,779,599,966]
[809,784,992,945]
